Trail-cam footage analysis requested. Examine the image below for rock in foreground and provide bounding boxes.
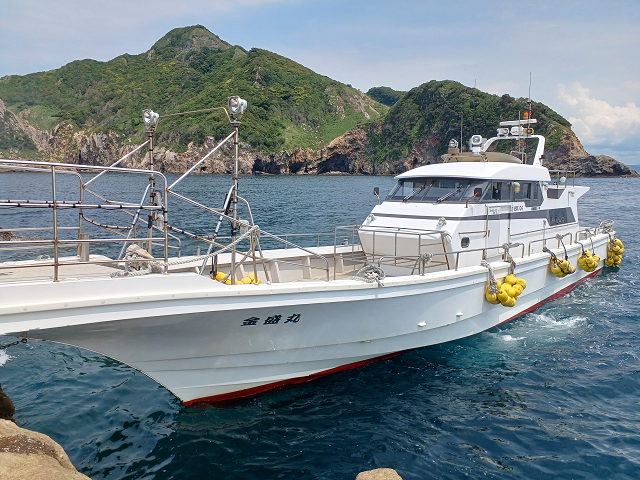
[0,420,90,480]
[356,468,403,480]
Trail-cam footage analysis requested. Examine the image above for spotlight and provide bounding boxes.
[228,96,247,118]
[142,109,159,132]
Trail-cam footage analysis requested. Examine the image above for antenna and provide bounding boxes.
[569,128,572,173]
[460,113,463,152]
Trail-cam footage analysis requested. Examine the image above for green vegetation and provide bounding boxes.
[0,25,386,153]
[366,80,574,165]
[0,28,577,168]
[366,86,405,106]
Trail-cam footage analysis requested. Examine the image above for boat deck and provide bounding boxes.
[0,256,123,283]
[0,246,367,285]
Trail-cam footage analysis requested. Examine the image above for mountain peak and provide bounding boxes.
[151,25,231,57]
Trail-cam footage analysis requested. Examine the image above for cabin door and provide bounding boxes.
[485,204,510,261]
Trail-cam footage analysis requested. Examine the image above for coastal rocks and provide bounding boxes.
[546,154,638,177]
[251,128,377,175]
[313,124,639,177]
[317,127,372,174]
[0,419,90,480]
[543,131,638,177]
[1,97,636,177]
[154,137,256,174]
[356,468,403,480]
[0,384,15,421]
[0,99,37,152]
[72,131,127,166]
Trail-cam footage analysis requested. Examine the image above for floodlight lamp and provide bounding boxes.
[471,134,482,146]
[228,96,247,118]
[143,109,159,132]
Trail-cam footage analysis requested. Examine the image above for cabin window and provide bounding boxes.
[421,179,467,202]
[386,178,490,203]
[491,182,502,200]
[386,180,430,200]
[483,181,519,202]
[523,182,544,208]
[491,182,511,201]
[515,182,532,201]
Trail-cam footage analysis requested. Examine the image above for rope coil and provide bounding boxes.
[352,265,385,287]
[501,243,517,275]
[481,260,498,294]
[599,219,614,233]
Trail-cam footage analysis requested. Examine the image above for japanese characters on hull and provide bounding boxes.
[241,314,302,326]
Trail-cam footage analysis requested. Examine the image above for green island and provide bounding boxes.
[0,25,636,177]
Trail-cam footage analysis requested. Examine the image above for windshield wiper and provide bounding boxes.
[403,185,426,202]
[434,186,462,204]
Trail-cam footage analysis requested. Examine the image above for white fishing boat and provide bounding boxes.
[0,98,624,405]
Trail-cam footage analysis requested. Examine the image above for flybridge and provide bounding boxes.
[475,116,545,166]
[446,114,546,166]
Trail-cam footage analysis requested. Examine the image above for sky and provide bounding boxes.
[1,0,639,165]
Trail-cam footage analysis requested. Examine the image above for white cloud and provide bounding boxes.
[557,83,640,147]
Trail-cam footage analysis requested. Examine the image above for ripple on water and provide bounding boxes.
[0,350,10,367]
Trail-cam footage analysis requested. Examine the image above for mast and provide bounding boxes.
[230,121,239,285]
[226,96,247,285]
[142,109,159,253]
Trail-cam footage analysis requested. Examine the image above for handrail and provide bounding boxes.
[258,230,330,281]
[375,243,518,272]
[0,159,169,183]
[273,232,336,249]
[528,231,572,256]
[377,254,447,275]
[0,255,168,272]
[511,222,578,238]
[0,158,168,280]
[0,227,79,233]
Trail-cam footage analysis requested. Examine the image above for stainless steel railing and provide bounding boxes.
[1,158,169,281]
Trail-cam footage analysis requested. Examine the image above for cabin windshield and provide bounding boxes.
[386,178,490,203]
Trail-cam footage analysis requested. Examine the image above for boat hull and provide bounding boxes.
[0,236,608,404]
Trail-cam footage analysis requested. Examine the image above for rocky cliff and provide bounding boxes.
[2,92,637,178]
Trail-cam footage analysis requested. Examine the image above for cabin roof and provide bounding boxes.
[396,162,552,182]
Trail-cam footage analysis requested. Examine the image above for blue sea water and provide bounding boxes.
[1,173,640,479]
